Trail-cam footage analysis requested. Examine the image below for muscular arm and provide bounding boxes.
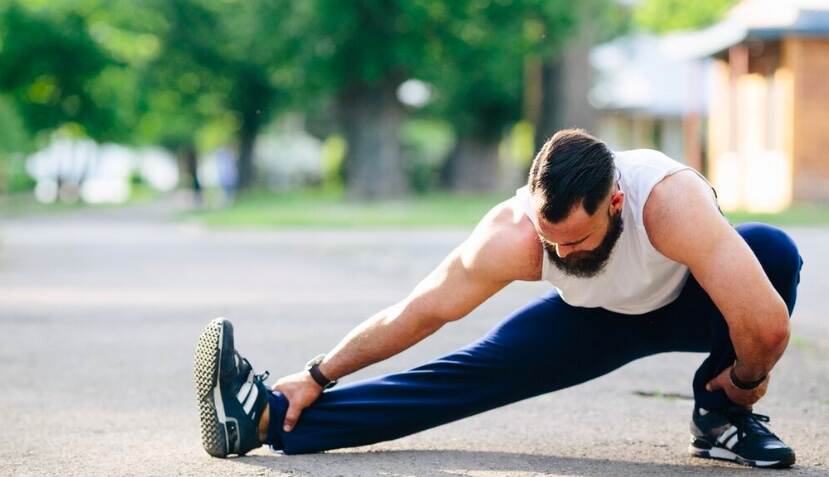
[271,199,543,431]
[318,200,543,380]
[645,171,790,383]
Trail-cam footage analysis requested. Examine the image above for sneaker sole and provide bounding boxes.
[194,318,230,458]
[689,441,795,469]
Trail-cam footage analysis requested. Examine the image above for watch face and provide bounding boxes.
[305,353,326,370]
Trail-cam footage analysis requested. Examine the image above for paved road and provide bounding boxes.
[1,204,827,476]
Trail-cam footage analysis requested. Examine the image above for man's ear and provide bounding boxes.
[609,190,624,213]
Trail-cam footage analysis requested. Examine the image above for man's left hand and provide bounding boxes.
[705,365,769,407]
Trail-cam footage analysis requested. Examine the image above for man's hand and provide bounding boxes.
[705,365,769,407]
[271,371,323,432]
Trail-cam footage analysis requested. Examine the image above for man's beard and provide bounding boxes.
[546,210,624,278]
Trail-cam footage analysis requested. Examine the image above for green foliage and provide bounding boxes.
[320,134,347,189]
[427,0,577,140]
[0,95,33,193]
[506,120,536,167]
[0,95,29,154]
[3,155,36,192]
[635,0,737,33]
[400,119,455,193]
[286,0,580,140]
[288,1,442,93]
[133,0,297,191]
[0,0,630,196]
[0,1,137,142]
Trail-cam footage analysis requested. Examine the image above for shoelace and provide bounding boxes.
[241,355,270,384]
[233,351,270,386]
[729,409,778,440]
[255,370,270,383]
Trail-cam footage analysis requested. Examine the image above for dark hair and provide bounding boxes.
[528,129,615,223]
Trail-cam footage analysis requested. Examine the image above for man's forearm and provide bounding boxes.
[317,301,446,381]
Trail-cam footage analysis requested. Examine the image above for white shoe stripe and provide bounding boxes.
[717,425,738,445]
[243,383,259,414]
[236,382,252,403]
[725,431,740,450]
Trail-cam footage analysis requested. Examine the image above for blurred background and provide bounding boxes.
[3,2,829,474]
[1,0,827,225]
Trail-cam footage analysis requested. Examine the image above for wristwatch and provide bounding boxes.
[729,363,767,390]
[305,354,338,389]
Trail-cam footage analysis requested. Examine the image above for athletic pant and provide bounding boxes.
[265,223,803,454]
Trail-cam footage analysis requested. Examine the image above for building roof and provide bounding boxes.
[673,0,829,58]
[589,33,711,116]
[588,0,829,116]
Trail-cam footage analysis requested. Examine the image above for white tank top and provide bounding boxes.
[517,149,713,315]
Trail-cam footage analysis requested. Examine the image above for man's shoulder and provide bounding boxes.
[464,197,543,282]
[480,197,541,249]
[643,169,721,258]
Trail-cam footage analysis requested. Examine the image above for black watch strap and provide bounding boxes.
[729,364,767,390]
[306,354,337,389]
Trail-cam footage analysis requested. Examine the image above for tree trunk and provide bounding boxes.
[442,136,501,192]
[337,81,406,200]
[236,129,256,190]
[534,3,598,150]
[178,144,202,205]
[534,59,563,149]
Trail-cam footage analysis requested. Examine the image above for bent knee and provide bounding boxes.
[736,222,803,297]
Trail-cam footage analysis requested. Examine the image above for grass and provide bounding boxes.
[0,185,163,218]
[0,192,88,217]
[190,188,829,229]
[5,186,829,229]
[189,188,506,229]
[790,335,829,358]
[725,205,829,227]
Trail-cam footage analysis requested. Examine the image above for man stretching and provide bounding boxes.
[193,129,802,468]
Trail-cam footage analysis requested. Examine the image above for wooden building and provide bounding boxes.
[700,0,829,211]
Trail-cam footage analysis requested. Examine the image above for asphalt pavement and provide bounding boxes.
[1,203,827,476]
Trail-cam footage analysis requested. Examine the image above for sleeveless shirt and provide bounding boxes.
[516,149,713,315]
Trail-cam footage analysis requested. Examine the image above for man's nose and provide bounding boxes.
[556,244,574,258]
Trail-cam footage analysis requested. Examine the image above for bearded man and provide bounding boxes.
[193,129,802,468]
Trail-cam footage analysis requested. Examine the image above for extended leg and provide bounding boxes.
[266,294,666,454]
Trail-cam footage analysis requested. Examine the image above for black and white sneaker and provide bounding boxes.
[689,406,795,468]
[194,318,270,458]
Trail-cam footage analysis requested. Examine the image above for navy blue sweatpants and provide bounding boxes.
[265,223,803,454]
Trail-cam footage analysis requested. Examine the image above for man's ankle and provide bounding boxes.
[258,403,270,442]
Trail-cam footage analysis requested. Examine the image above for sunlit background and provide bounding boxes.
[3,2,829,473]
[0,0,827,222]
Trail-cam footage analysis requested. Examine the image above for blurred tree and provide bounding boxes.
[635,0,737,33]
[291,1,582,196]
[0,0,144,198]
[0,95,31,194]
[432,1,577,192]
[288,1,441,199]
[0,2,134,142]
[533,0,631,151]
[138,0,297,191]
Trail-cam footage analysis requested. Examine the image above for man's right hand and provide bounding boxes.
[271,371,323,432]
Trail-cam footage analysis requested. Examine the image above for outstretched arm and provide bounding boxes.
[271,200,542,431]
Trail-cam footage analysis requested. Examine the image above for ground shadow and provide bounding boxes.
[231,449,828,477]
